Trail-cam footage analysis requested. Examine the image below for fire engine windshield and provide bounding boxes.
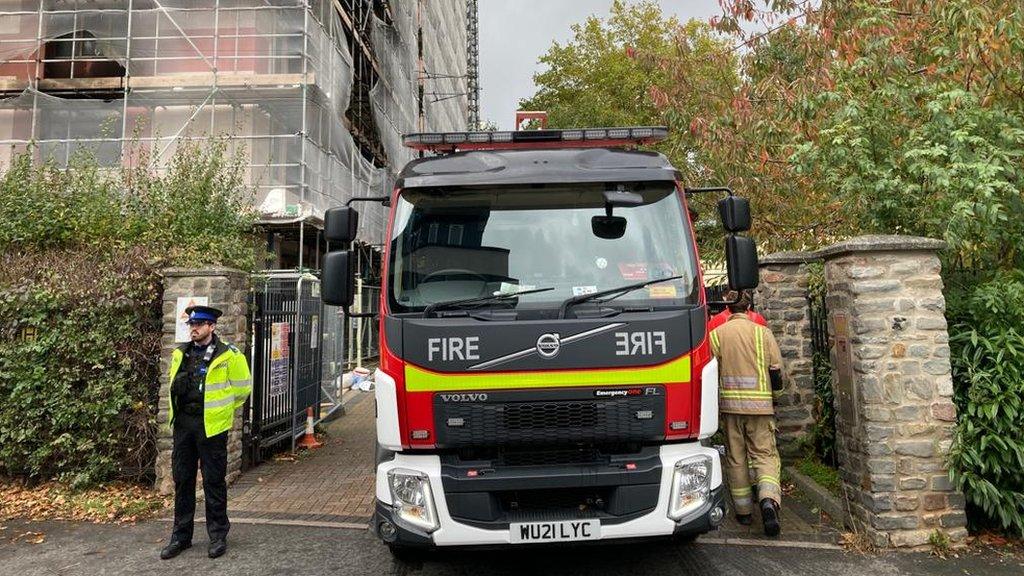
[387,183,699,314]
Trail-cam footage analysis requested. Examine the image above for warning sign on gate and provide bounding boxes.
[270,322,290,397]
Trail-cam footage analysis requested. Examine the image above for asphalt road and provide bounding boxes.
[1,519,1020,576]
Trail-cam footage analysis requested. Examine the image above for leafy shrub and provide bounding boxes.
[948,272,1024,535]
[0,142,259,487]
[0,249,161,487]
[0,142,260,269]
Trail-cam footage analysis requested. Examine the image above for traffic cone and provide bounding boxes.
[296,406,322,449]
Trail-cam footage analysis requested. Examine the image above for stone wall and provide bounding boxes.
[756,251,817,457]
[819,236,965,548]
[156,268,250,496]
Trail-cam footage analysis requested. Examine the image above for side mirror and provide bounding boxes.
[325,206,359,244]
[725,235,759,290]
[591,215,627,239]
[322,250,355,307]
[717,195,751,233]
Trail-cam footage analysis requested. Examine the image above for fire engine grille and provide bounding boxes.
[433,387,666,448]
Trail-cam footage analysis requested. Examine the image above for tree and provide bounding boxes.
[519,1,739,244]
[676,0,1024,534]
[527,0,1024,534]
[519,0,682,129]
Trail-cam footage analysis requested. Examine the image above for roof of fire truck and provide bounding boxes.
[396,127,679,189]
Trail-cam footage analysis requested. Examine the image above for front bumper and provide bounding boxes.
[373,443,724,548]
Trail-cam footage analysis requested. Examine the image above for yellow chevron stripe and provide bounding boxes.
[404,355,691,392]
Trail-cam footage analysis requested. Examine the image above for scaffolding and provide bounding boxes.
[465,0,477,128]
[0,0,469,252]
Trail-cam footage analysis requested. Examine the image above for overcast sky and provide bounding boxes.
[479,0,726,130]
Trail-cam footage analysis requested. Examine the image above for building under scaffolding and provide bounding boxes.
[0,0,470,267]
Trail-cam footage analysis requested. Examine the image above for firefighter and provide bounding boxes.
[710,290,785,536]
[161,305,252,560]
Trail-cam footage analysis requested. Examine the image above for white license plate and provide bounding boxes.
[510,519,601,544]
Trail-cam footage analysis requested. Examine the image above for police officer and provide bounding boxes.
[161,305,252,560]
[710,291,785,536]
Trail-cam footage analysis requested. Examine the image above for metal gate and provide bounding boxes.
[807,288,837,465]
[243,272,323,468]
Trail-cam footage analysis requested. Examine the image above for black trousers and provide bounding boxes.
[171,413,230,543]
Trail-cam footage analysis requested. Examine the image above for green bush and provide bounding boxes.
[0,250,161,487]
[0,142,260,269]
[0,142,259,487]
[948,272,1024,535]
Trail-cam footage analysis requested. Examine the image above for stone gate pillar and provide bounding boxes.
[156,268,250,495]
[756,251,817,457]
[818,236,966,548]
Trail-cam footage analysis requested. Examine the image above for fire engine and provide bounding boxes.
[321,125,759,555]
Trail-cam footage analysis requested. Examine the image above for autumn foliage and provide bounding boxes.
[525,0,1024,535]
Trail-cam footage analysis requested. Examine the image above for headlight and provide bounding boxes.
[388,469,439,532]
[668,456,711,521]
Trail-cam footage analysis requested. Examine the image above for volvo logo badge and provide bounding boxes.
[536,333,561,358]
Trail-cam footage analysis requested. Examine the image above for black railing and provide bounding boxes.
[243,273,323,469]
[807,290,837,466]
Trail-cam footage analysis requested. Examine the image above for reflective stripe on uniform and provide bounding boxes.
[730,486,753,496]
[205,381,231,392]
[758,474,781,486]
[719,397,774,413]
[231,378,252,389]
[710,330,720,354]
[755,327,767,392]
[721,389,773,397]
[205,396,235,409]
[722,375,760,389]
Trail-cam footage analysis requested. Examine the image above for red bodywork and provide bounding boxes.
[376,180,713,450]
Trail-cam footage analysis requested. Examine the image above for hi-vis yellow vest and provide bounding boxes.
[168,342,252,438]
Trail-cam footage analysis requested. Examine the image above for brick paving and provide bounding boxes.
[228,391,377,524]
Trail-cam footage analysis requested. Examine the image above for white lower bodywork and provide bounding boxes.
[376,443,722,546]
[374,369,403,451]
[699,357,720,439]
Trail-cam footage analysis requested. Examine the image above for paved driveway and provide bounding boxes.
[1,518,1019,576]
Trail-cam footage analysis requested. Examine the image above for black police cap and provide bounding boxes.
[185,305,224,323]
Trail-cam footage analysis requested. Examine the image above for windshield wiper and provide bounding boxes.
[557,275,683,319]
[422,286,554,318]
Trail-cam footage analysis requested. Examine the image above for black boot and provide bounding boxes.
[761,498,781,537]
[208,539,227,559]
[735,513,753,526]
[160,540,191,560]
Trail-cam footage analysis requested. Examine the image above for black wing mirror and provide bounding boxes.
[718,195,751,233]
[322,251,355,307]
[325,206,359,244]
[725,235,759,290]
